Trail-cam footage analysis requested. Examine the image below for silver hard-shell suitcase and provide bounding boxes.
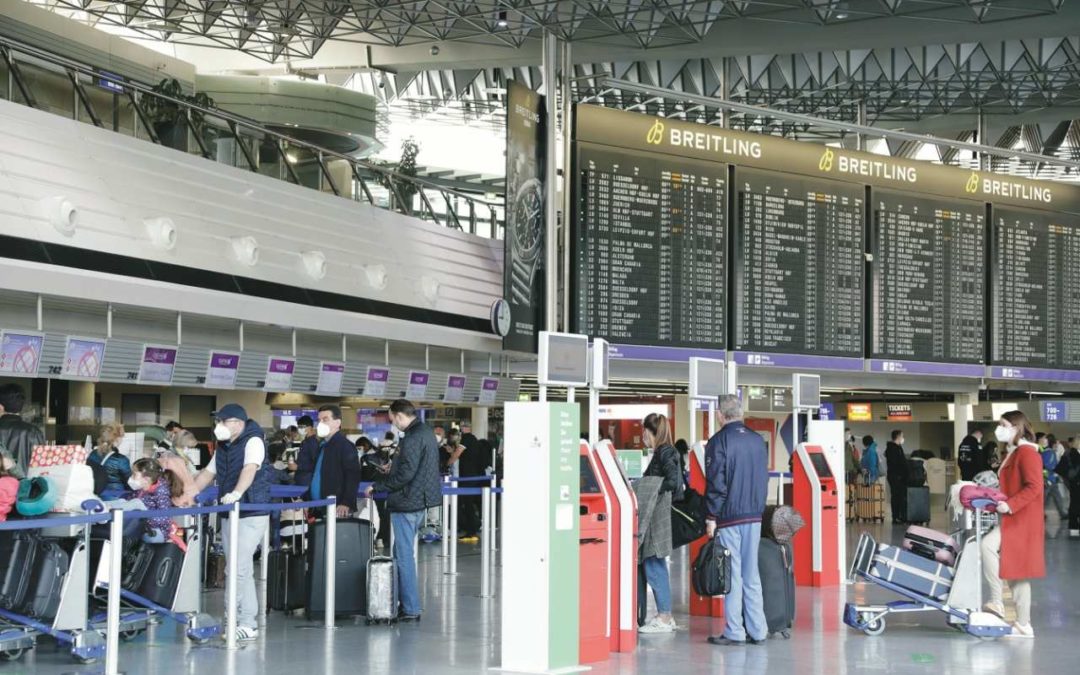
[364,509,397,625]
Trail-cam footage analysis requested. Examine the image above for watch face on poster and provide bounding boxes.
[491,299,512,337]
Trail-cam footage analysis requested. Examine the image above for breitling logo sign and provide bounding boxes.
[644,117,762,159]
[818,147,917,184]
[646,119,664,144]
[965,172,980,193]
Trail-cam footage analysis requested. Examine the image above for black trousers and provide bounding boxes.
[1068,484,1080,532]
[889,479,907,522]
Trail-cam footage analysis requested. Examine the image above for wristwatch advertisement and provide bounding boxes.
[503,79,546,353]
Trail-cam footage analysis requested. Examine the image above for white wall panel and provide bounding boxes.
[0,98,504,322]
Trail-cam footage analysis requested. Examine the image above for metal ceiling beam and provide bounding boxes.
[596,76,1080,170]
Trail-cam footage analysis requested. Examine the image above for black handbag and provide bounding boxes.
[671,486,706,549]
[692,535,731,597]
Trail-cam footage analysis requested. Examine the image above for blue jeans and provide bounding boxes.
[642,556,672,614]
[391,510,425,616]
[718,523,768,642]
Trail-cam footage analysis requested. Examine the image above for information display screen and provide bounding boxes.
[574,143,727,348]
[733,168,864,357]
[993,207,1080,369]
[871,191,986,364]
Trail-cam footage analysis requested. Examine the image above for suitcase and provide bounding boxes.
[22,538,70,620]
[206,551,226,589]
[902,526,957,566]
[268,547,306,612]
[365,556,398,624]
[138,542,185,607]
[854,483,885,522]
[306,518,372,620]
[866,540,954,600]
[0,531,40,609]
[758,538,795,639]
[122,542,155,592]
[905,486,931,524]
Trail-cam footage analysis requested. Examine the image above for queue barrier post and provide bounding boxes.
[480,486,492,598]
[104,508,123,675]
[440,476,450,558]
[447,480,458,576]
[225,501,240,650]
[325,496,337,629]
[489,477,498,555]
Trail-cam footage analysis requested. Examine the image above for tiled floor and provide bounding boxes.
[10,498,1078,674]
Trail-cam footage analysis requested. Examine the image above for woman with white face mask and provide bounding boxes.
[981,410,1045,638]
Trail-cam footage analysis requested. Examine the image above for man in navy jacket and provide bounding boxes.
[704,394,769,647]
[309,405,361,517]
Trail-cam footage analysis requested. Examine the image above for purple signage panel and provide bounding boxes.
[869,359,985,378]
[205,351,240,389]
[818,402,836,420]
[61,337,106,381]
[406,371,430,400]
[733,351,864,372]
[444,375,467,403]
[990,365,1080,383]
[0,331,44,376]
[138,344,178,385]
[479,377,500,405]
[1041,401,1067,423]
[265,356,296,391]
[364,367,390,397]
[610,344,727,362]
[317,361,346,396]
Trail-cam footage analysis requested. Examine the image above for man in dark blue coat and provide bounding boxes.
[292,415,319,489]
[309,405,361,517]
[704,394,769,647]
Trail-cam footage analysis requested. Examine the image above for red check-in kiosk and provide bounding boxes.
[792,443,840,587]
[580,441,610,663]
[593,440,638,652]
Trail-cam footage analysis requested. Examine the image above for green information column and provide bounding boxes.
[500,402,582,674]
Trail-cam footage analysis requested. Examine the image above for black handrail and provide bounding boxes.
[0,33,503,235]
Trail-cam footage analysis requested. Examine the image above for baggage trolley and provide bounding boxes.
[843,499,1010,639]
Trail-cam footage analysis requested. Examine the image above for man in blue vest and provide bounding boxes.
[309,404,361,517]
[192,403,271,642]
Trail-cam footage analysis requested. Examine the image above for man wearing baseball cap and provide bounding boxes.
[192,403,271,642]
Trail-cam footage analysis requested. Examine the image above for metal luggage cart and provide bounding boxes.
[843,499,1010,639]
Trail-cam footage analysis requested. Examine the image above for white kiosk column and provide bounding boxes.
[500,402,582,674]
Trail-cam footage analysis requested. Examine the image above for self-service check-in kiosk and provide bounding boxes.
[579,440,639,662]
[688,441,724,618]
[792,443,841,587]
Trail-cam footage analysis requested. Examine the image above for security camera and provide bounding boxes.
[430,45,440,56]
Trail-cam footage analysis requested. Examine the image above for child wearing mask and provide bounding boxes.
[0,451,18,522]
[129,457,186,549]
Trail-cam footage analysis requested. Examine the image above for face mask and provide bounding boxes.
[995,425,1013,444]
[214,424,231,442]
[435,436,444,445]
[128,476,147,491]
[317,422,331,438]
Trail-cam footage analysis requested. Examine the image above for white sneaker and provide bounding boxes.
[1007,622,1034,639]
[1069,529,1079,538]
[638,617,677,634]
[235,626,259,642]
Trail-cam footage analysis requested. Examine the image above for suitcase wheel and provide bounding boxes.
[0,649,26,662]
[120,628,144,642]
[777,630,791,640]
[860,614,886,637]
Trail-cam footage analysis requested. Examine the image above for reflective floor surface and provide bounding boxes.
[13,497,1079,675]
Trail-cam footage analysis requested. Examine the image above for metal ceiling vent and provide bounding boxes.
[41,196,77,236]
[362,264,388,290]
[301,250,327,280]
[144,217,177,250]
[230,235,260,266]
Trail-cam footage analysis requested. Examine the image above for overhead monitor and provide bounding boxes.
[689,357,727,400]
[539,331,590,387]
[793,373,821,409]
[591,338,610,390]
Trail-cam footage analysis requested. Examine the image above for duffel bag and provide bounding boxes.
[691,535,731,597]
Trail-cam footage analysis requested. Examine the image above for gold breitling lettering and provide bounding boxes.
[965,172,980,194]
[646,120,665,145]
[819,148,835,172]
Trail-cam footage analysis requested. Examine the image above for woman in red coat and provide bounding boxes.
[981,410,1045,638]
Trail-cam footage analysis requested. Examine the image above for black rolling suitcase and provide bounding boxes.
[905,486,931,525]
[122,541,155,592]
[268,538,306,612]
[137,542,185,607]
[22,538,70,620]
[637,563,647,627]
[758,538,796,639]
[0,532,40,609]
[306,518,371,620]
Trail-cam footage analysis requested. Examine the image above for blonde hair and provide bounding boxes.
[96,423,125,455]
[174,430,197,449]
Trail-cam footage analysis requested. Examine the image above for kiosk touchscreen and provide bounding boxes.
[792,443,841,587]
[580,442,611,663]
[593,440,638,653]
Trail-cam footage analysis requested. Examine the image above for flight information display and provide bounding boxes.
[993,208,1080,369]
[872,191,986,364]
[734,167,864,357]
[574,143,727,348]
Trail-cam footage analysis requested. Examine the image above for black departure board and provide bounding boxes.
[993,208,1080,369]
[734,168,864,356]
[872,191,986,364]
[574,143,727,348]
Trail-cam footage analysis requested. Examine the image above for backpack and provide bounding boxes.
[691,536,731,597]
[906,459,927,487]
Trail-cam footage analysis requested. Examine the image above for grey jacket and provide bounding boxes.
[375,418,442,513]
[635,476,673,560]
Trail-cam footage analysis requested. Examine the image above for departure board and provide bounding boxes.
[734,168,864,356]
[993,208,1080,369]
[871,191,985,364]
[574,143,727,348]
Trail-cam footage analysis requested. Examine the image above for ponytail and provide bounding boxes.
[162,469,184,500]
[642,413,674,450]
[132,457,183,498]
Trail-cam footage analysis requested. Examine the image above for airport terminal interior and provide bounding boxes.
[3,1,1080,673]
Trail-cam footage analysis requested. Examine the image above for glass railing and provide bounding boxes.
[0,34,505,238]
